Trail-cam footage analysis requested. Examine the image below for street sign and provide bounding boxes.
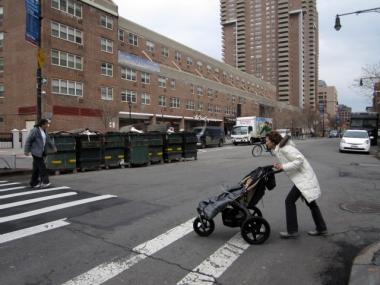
[25,0,40,46]
[37,48,45,68]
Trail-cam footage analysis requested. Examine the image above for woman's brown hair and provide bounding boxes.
[266,131,283,145]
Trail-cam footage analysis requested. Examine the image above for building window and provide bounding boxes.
[121,67,136,81]
[196,86,203,96]
[197,102,203,112]
[146,41,155,53]
[186,57,193,65]
[121,90,137,103]
[118,29,125,41]
[141,72,150,84]
[190,84,194,94]
[161,46,169,58]
[101,38,113,53]
[101,62,113,77]
[128,33,138,46]
[100,15,113,30]
[207,88,213,97]
[170,97,180,108]
[175,51,181,62]
[51,49,83,70]
[158,95,166,107]
[141,93,150,105]
[186,100,194,110]
[101,87,113,100]
[0,7,4,19]
[0,32,3,48]
[0,57,3,72]
[51,0,82,18]
[0,84,4,98]
[170,79,176,89]
[51,79,83,96]
[51,21,83,44]
[158,76,166,88]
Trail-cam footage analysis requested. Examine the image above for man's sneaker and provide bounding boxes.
[279,231,299,239]
[30,184,40,189]
[307,230,328,236]
[40,183,51,188]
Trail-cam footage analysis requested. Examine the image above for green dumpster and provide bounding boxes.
[147,132,164,164]
[46,132,77,174]
[76,133,103,171]
[124,133,149,167]
[103,132,125,168]
[182,132,198,160]
[163,133,183,162]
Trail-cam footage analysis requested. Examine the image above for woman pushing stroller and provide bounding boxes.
[265,131,328,239]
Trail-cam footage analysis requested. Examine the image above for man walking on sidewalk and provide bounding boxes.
[24,119,56,188]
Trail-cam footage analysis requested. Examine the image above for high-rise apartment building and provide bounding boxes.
[221,0,319,110]
[317,80,338,120]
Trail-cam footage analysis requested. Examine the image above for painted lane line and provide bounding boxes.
[0,218,70,244]
[0,194,116,223]
[0,186,27,192]
[0,192,78,209]
[0,182,21,187]
[177,233,250,285]
[0,186,71,199]
[62,218,194,285]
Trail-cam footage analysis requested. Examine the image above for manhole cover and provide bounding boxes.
[340,201,380,214]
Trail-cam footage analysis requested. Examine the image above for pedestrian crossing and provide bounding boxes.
[0,180,117,243]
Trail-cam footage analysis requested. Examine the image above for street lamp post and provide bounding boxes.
[334,7,380,31]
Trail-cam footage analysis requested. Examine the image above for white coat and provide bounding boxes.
[273,139,321,203]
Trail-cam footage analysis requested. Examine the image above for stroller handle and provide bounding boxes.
[262,165,283,175]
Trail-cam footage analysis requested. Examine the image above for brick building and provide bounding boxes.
[0,0,296,133]
[221,0,319,110]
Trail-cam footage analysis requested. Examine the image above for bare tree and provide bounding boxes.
[99,101,119,132]
[353,61,380,98]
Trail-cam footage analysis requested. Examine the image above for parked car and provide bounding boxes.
[339,130,371,154]
[193,126,225,148]
[276,129,292,138]
[328,130,339,138]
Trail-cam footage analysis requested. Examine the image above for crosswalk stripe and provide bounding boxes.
[0,218,70,244]
[0,195,116,224]
[0,186,27,192]
[177,233,249,284]
[0,186,71,199]
[0,192,78,209]
[62,218,194,285]
[0,182,21,187]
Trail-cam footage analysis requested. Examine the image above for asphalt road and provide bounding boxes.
[0,138,379,285]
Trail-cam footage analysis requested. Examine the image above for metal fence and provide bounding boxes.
[0,133,13,149]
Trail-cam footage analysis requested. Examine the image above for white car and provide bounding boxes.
[276,129,292,138]
[339,130,371,154]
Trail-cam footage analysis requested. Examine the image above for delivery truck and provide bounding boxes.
[231,116,273,145]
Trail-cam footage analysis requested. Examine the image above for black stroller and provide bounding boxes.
[193,165,281,244]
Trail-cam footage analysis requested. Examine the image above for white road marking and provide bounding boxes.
[0,195,116,223]
[0,186,71,199]
[0,218,70,244]
[0,182,21,187]
[0,181,8,183]
[0,192,78,209]
[62,218,194,285]
[0,186,27,192]
[177,233,250,285]
[198,146,237,153]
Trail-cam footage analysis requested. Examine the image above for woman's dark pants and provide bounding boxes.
[30,155,49,187]
[285,185,327,233]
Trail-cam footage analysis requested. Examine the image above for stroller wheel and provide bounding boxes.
[193,217,215,237]
[249,206,263,217]
[241,217,270,245]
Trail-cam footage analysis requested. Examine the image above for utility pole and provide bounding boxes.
[36,0,43,122]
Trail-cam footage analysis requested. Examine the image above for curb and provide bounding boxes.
[348,241,380,285]
[0,169,33,177]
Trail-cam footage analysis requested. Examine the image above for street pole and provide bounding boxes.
[36,0,42,122]
[322,108,325,137]
[128,101,132,125]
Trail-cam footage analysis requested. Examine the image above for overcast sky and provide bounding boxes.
[114,0,380,112]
